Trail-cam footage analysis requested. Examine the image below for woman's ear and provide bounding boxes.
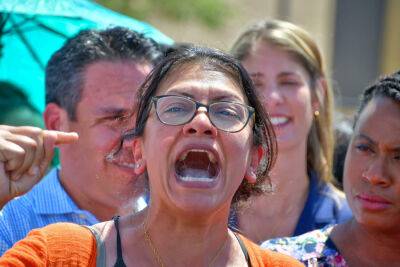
[133,138,146,176]
[244,145,264,184]
[312,77,327,113]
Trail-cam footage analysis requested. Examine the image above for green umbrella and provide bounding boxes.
[0,0,173,113]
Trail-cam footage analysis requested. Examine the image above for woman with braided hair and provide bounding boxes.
[263,71,400,266]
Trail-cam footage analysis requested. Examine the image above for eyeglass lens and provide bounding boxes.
[155,96,250,132]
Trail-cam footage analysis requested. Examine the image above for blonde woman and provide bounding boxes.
[230,19,351,243]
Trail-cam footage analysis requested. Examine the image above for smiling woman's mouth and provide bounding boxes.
[175,149,219,182]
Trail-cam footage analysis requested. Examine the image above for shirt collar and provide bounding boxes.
[33,168,83,215]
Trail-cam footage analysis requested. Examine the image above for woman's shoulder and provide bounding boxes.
[310,170,352,224]
[261,225,346,265]
[238,234,304,267]
[0,222,97,266]
[317,182,352,222]
[35,222,98,258]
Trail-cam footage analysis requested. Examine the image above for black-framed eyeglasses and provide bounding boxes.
[151,95,255,133]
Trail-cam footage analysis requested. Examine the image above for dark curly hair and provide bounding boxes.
[354,70,400,127]
[134,45,277,204]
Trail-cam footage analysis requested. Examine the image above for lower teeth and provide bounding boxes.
[178,168,215,182]
[179,176,214,182]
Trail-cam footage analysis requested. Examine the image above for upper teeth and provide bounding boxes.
[179,149,217,163]
[270,116,289,125]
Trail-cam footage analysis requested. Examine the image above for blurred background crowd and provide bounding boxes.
[1,0,400,117]
[0,1,400,265]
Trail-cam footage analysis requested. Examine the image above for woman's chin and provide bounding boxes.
[167,178,228,216]
[174,195,226,215]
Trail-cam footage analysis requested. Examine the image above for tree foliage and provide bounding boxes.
[96,0,230,28]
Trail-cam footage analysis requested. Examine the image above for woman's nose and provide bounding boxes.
[262,86,284,106]
[362,157,391,187]
[182,108,218,137]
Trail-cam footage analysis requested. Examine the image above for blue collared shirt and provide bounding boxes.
[229,171,352,239]
[292,172,352,235]
[0,168,99,255]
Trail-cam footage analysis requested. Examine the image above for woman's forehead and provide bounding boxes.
[156,63,246,101]
[355,96,400,134]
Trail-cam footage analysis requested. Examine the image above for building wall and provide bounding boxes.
[144,0,398,110]
[381,0,400,75]
[147,0,335,63]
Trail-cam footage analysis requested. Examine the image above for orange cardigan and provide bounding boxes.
[0,223,302,267]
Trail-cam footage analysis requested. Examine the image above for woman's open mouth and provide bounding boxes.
[175,149,219,184]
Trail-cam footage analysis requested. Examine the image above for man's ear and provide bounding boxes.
[244,145,264,184]
[133,138,146,176]
[43,103,70,131]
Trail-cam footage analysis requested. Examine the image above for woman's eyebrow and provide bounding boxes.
[250,72,264,79]
[165,90,242,102]
[355,133,375,144]
[163,89,193,98]
[278,71,300,78]
[212,95,243,102]
[392,147,400,153]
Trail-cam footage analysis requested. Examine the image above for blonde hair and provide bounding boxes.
[231,19,334,184]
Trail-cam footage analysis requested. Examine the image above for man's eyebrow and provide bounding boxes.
[95,107,133,116]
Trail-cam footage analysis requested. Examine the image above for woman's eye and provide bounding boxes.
[165,106,185,113]
[280,80,300,87]
[355,144,373,153]
[217,109,240,119]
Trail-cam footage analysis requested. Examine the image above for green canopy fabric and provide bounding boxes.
[0,0,173,112]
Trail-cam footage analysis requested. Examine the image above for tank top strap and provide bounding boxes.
[232,231,251,266]
[113,216,127,267]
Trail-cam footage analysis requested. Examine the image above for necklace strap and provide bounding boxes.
[143,223,230,267]
[143,224,166,267]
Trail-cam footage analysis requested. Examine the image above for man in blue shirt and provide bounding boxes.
[0,27,163,254]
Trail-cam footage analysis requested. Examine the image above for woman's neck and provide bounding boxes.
[121,204,245,267]
[270,144,309,193]
[237,143,310,243]
[333,220,400,266]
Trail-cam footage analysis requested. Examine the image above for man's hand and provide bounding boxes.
[0,125,78,208]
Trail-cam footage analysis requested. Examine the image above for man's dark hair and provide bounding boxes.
[354,70,400,127]
[45,27,163,120]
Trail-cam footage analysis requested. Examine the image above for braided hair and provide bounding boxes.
[354,71,400,127]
